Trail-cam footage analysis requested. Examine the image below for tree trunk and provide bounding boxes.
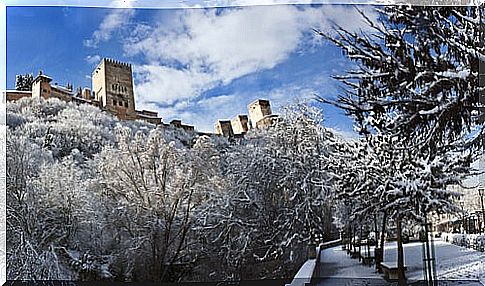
[348,225,352,254]
[396,218,406,286]
[359,224,363,262]
[374,213,379,248]
[350,225,354,254]
[377,211,387,270]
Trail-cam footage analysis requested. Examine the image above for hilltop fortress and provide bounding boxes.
[4,58,278,136]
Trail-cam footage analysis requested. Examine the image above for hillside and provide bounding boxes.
[6,98,337,282]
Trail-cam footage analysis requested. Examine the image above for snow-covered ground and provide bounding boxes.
[316,239,484,285]
[383,240,484,283]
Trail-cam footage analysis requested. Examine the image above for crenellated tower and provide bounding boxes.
[92,58,137,120]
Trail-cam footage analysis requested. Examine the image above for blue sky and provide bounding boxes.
[6,4,377,134]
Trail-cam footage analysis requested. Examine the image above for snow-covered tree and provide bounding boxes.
[6,98,340,282]
[316,6,484,283]
[316,6,484,152]
[15,74,33,91]
[198,103,337,280]
[6,132,60,280]
[92,126,225,281]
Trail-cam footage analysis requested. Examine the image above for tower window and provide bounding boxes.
[113,99,117,106]
[119,101,123,106]
[125,102,128,108]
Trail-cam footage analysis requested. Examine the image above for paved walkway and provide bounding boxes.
[314,240,484,286]
[315,245,389,286]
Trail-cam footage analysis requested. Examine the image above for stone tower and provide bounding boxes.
[215,120,234,137]
[92,58,137,120]
[231,115,249,135]
[31,74,53,100]
[248,99,272,128]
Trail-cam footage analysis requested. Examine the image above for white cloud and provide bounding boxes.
[127,6,312,107]
[126,5,377,110]
[133,64,216,105]
[177,0,387,9]
[84,8,135,48]
[83,5,379,131]
[331,128,360,140]
[180,0,314,9]
[84,54,101,65]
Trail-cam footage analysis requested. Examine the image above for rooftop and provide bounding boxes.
[248,99,270,107]
[33,74,53,83]
[51,85,73,94]
[4,90,32,93]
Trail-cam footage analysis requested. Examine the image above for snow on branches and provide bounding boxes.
[6,98,340,281]
[315,5,484,154]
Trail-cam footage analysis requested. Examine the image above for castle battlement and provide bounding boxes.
[103,58,132,69]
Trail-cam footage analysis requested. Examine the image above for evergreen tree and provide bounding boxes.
[15,73,34,91]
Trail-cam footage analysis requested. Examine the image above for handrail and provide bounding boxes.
[286,239,342,286]
[286,258,317,286]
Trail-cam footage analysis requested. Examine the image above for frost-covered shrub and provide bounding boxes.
[7,97,67,123]
[7,98,123,158]
[89,126,222,281]
[6,98,340,281]
[6,112,26,129]
[452,234,466,246]
[196,103,337,279]
[476,235,485,252]
[6,98,148,280]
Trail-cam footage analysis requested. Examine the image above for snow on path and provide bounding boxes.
[316,245,389,286]
[316,240,484,286]
[319,246,381,279]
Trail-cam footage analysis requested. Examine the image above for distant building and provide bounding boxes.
[169,119,195,132]
[137,110,162,125]
[4,90,32,101]
[32,73,74,102]
[248,99,273,128]
[92,58,138,121]
[215,120,234,137]
[231,115,249,135]
[433,165,485,235]
[81,87,92,101]
[4,59,283,137]
[254,114,279,129]
[212,99,279,137]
